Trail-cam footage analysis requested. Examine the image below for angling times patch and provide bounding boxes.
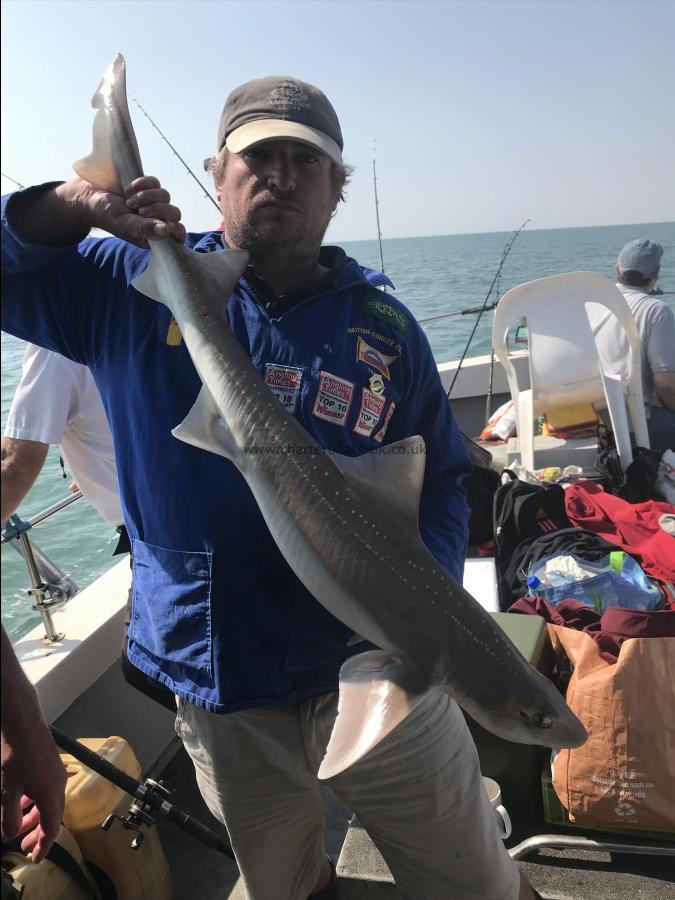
[313,372,354,426]
[361,297,409,334]
[353,388,386,438]
[265,365,303,414]
[373,400,396,443]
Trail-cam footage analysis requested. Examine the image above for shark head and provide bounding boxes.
[460,663,587,750]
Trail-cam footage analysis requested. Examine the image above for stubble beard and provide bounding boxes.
[223,209,331,262]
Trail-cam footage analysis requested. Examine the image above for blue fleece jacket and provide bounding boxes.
[1,189,471,712]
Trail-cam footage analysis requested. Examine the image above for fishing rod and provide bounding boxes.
[484,243,507,422]
[418,303,500,325]
[1,172,25,189]
[372,140,386,287]
[50,726,236,860]
[419,288,673,325]
[446,219,529,399]
[131,97,221,215]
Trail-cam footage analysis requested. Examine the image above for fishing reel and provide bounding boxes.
[101,779,173,850]
[52,726,235,860]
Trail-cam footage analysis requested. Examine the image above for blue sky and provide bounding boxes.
[2,0,674,241]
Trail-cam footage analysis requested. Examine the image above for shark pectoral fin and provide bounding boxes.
[132,245,249,313]
[317,650,430,781]
[172,385,238,460]
[326,436,426,536]
[183,245,250,293]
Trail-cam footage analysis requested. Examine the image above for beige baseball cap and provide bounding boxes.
[215,75,344,167]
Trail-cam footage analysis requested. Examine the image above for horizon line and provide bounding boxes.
[332,218,675,245]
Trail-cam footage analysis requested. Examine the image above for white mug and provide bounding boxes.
[482,776,512,840]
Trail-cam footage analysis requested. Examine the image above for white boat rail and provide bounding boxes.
[1,491,84,642]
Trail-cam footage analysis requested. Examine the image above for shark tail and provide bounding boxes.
[73,54,142,195]
[317,651,430,780]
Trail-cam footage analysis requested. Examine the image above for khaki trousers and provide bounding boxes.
[175,690,520,900]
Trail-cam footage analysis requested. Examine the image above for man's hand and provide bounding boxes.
[65,175,186,249]
[1,723,67,863]
[8,176,186,249]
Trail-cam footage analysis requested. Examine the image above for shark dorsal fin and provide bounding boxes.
[326,435,426,533]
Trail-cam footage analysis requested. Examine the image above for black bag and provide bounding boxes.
[597,446,665,503]
[461,434,501,547]
[596,446,624,493]
[492,474,572,609]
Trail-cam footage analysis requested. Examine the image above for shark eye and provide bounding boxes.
[520,710,553,729]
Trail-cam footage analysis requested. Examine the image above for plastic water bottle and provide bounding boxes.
[526,575,541,597]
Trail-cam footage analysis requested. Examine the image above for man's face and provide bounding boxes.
[216,140,341,257]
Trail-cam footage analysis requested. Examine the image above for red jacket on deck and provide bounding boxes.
[564,481,675,601]
[509,595,675,663]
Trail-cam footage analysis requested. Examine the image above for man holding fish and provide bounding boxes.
[2,64,567,898]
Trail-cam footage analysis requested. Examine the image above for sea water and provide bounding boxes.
[2,221,674,639]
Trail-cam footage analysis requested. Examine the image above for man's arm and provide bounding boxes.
[1,437,49,523]
[2,177,186,363]
[644,304,675,413]
[1,623,67,862]
[6,177,184,249]
[653,371,675,412]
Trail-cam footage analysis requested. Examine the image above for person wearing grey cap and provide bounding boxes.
[2,75,541,899]
[591,239,675,448]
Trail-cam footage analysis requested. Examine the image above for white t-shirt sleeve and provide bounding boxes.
[4,344,80,444]
[646,303,675,373]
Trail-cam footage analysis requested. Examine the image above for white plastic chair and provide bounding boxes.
[492,271,650,472]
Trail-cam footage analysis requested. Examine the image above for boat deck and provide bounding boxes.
[9,354,674,898]
[155,744,675,900]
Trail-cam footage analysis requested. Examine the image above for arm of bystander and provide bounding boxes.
[653,371,675,412]
[1,437,49,524]
[0,624,67,862]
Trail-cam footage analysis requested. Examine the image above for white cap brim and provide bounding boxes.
[226,119,343,167]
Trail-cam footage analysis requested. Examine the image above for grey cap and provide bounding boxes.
[216,76,343,167]
[617,239,663,276]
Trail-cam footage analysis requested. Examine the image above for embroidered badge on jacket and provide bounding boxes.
[361,297,409,334]
[373,400,397,443]
[312,372,354,426]
[353,388,386,438]
[356,336,398,379]
[369,374,385,395]
[264,365,303,415]
[166,316,182,346]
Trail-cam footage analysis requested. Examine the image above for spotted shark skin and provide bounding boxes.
[75,55,587,779]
